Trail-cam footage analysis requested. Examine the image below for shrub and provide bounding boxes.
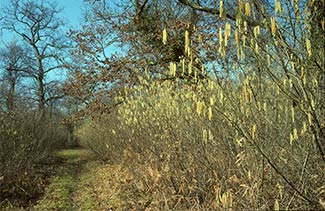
[75,113,127,162]
[0,111,67,205]
[76,75,324,210]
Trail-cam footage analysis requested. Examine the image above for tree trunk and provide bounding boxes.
[6,71,16,111]
[38,73,46,117]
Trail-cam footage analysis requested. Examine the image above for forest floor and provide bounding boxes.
[2,148,129,211]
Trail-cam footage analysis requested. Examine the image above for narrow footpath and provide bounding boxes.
[32,149,122,211]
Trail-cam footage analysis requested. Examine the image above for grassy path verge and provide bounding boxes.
[31,148,131,211]
[0,148,131,211]
[33,149,97,211]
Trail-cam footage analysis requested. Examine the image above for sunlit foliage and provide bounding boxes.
[73,0,324,209]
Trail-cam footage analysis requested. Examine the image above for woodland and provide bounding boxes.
[0,0,324,210]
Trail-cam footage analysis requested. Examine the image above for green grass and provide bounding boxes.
[33,170,76,211]
[33,149,95,211]
[56,149,93,162]
[1,148,114,211]
[72,160,107,210]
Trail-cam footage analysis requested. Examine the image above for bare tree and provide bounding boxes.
[0,0,69,117]
[64,0,201,117]
[0,41,27,112]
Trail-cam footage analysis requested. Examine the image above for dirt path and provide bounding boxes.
[33,149,97,211]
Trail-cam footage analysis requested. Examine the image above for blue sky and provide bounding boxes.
[0,0,84,43]
[57,0,84,27]
[0,0,87,82]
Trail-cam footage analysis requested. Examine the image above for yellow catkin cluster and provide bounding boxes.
[220,0,226,19]
[185,30,190,56]
[219,27,224,49]
[202,129,208,144]
[225,22,231,46]
[275,0,282,14]
[306,39,312,57]
[162,28,167,45]
[266,45,271,65]
[235,29,240,46]
[196,100,205,116]
[271,17,276,35]
[169,62,177,76]
[253,25,260,38]
[218,26,226,58]
[291,105,295,123]
[251,124,257,139]
[244,2,250,16]
[208,106,213,120]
